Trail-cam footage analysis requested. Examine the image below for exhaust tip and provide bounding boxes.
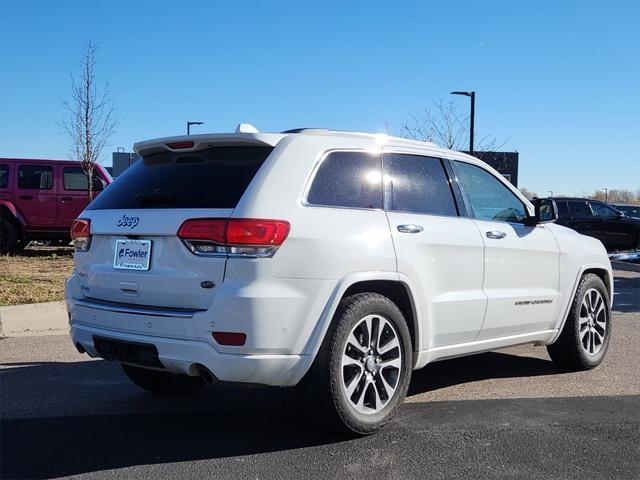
[195,365,217,384]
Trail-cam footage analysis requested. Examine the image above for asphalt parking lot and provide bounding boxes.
[1,266,638,479]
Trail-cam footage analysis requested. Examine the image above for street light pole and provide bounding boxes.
[187,121,204,135]
[451,91,475,155]
[603,188,608,202]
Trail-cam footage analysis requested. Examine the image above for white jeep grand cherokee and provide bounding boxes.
[66,126,613,435]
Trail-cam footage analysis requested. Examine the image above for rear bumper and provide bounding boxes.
[70,322,312,387]
[65,266,334,356]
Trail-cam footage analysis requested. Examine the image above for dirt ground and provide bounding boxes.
[0,247,74,306]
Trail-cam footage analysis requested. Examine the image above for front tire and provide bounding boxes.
[121,363,206,395]
[299,293,413,436]
[547,273,611,370]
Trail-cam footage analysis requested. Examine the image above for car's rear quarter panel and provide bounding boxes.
[232,135,398,354]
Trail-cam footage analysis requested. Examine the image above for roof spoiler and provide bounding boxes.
[134,127,284,157]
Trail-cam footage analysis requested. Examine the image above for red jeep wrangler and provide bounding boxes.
[0,158,111,254]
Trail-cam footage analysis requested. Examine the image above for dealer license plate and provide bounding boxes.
[113,239,152,271]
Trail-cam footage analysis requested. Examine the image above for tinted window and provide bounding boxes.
[556,200,569,216]
[567,200,592,217]
[18,165,53,190]
[307,151,383,209]
[590,202,618,218]
[384,153,457,216]
[454,161,527,223]
[63,167,105,191]
[88,146,273,210]
[0,164,8,188]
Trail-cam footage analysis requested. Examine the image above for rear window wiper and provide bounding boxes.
[134,192,184,205]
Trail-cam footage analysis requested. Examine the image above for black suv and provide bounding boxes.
[549,197,640,251]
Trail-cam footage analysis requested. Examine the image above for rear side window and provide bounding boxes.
[384,153,457,216]
[567,200,592,217]
[18,165,53,190]
[63,167,105,191]
[306,151,383,209]
[0,164,8,188]
[88,146,273,210]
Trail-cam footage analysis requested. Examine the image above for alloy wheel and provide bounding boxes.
[340,314,402,414]
[579,288,607,356]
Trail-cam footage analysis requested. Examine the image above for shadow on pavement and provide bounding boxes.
[1,350,566,479]
[408,351,559,396]
[2,408,343,479]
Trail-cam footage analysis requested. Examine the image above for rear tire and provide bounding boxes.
[547,273,611,370]
[299,292,413,436]
[0,218,19,255]
[121,363,206,395]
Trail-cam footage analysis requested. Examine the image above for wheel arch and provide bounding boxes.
[547,262,613,345]
[341,280,419,362]
[298,272,424,373]
[0,201,27,227]
[582,267,612,303]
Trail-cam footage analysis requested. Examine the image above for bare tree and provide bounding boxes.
[401,98,506,160]
[592,189,640,204]
[519,187,539,200]
[59,41,119,199]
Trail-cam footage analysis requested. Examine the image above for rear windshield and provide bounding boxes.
[88,146,273,210]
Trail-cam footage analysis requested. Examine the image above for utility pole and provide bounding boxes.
[187,121,204,135]
[451,91,475,155]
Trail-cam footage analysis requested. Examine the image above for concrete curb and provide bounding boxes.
[0,301,68,337]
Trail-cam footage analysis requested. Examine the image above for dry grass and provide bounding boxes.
[0,247,74,306]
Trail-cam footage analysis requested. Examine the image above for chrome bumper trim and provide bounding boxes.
[73,298,203,319]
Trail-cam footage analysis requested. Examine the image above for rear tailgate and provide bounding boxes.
[71,143,276,310]
[75,209,231,310]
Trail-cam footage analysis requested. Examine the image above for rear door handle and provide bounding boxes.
[397,224,424,234]
[19,195,33,200]
[61,196,74,201]
[486,230,507,239]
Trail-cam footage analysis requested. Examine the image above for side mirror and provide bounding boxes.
[528,198,558,225]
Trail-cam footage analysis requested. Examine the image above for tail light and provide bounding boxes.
[71,218,92,252]
[177,218,290,257]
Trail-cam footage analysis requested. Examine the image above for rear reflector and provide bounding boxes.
[212,331,247,346]
[177,218,290,257]
[71,218,91,252]
[167,141,194,149]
